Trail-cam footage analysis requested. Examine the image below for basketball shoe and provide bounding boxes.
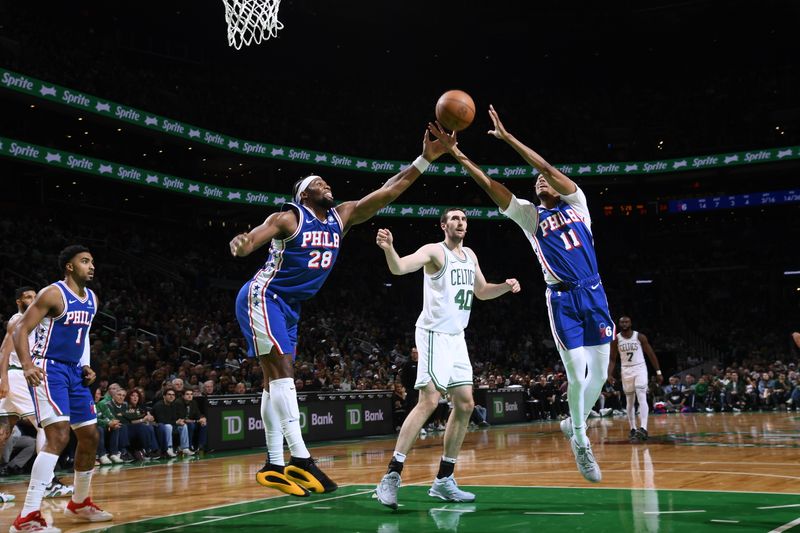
[285,457,338,493]
[375,471,401,510]
[559,416,574,439]
[569,436,602,483]
[636,427,649,441]
[429,475,476,502]
[10,511,61,532]
[256,462,309,497]
[65,497,113,522]
[44,477,74,499]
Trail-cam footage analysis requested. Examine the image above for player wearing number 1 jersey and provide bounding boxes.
[430,108,613,483]
[374,208,520,510]
[229,129,447,497]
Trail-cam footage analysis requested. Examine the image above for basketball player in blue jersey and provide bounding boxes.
[0,288,74,506]
[229,129,447,497]
[10,246,112,533]
[429,109,613,483]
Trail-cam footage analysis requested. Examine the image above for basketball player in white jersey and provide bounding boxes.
[0,287,73,504]
[373,208,520,509]
[607,316,662,442]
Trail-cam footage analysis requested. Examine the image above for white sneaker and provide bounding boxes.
[181,448,195,456]
[428,475,476,502]
[44,478,74,499]
[588,410,601,418]
[65,497,113,522]
[375,471,401,510]
[599,408,613,417]
[435,424,445,431]
[98,454,112,465]
[109,453,123,464]
[0,491,15,503]
[569,437,601,483]
[166,447,177,458]
[419,428,427,436]
[559,417,573,439]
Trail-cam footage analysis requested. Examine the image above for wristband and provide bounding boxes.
[656,370,662,375]
[412,155,430,174]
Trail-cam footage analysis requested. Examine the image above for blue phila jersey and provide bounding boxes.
[251,202,343,303]
[33,281,96,364]
[501,187,599,284]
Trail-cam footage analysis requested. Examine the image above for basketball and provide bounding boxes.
[435,90,476,132]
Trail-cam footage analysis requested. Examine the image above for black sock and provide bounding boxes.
[387,459,404,475]
[436,459,455,479]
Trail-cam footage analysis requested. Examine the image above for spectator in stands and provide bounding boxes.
[175,389,207,452]
[151,389,190,457]
[122,390,161,460]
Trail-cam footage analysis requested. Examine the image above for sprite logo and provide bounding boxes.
[492,397,504,418]
[221,410,244,441]
[346,403,362,430]
[299,406,308,435]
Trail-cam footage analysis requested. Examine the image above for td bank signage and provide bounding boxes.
[208,393,393,451]
[475,388,527,424]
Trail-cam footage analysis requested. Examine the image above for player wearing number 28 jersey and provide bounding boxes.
[229,129,448,498]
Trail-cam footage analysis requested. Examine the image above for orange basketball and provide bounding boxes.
[435,90,476,132]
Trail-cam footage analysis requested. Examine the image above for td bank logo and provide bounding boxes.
[492,397,504,418]
[346,403,362,430]
[222,410,244,441]
[299,406,308,435]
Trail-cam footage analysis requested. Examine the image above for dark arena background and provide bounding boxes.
[1,2,800,532]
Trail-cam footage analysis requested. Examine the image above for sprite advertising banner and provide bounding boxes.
[207,392,393,452]
[2,66,799,178]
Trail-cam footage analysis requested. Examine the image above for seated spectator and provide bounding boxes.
[151,388,191,457]
[0,419,37,476]
[175,389,207,452]
[96,385,133,464]
[122,389,161,460]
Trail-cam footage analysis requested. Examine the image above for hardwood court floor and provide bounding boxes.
[1,412,798,532]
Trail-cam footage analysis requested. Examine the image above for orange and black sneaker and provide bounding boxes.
[256,462,309,497]
[285,456,338,494]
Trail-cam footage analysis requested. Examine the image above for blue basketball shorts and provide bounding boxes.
[544,277,614,351]
[30,357,96,428]
[235,280,299,358]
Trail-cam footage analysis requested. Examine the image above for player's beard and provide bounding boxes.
[318,196,336,208]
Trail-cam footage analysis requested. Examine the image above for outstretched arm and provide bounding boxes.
[487,105,577,196]
[466,249,520,300]
[375,228,443,275]
[428,122,513,210]
[337,130,447,231]
[639,333,663,384]
[229,210,297,257]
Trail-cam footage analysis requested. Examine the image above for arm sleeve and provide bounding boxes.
[499,195,539,234]
[559,187,592,228]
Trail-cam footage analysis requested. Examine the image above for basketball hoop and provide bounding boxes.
[222,0,283,49]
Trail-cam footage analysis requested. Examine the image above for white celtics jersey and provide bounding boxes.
[415,243,476,335]
[617,331,645,367]
[8,312,38,368]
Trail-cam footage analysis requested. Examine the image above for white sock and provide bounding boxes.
[270,377,310,459]
[261,390,285,465]
[72,469,94,503]
[626,392,637,430]
[636,389,649,430]
[392,451,407,463]
[441,455,457,463]
[560,347,589,446]
[22,451,59,516]
[583,344,610,421]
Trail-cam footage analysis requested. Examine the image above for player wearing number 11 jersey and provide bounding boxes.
[429,108,614,484]
[229,129,447,497]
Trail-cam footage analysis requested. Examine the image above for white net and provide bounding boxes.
[223,0,283,50]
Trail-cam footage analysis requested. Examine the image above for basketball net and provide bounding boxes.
[223,0,283,49]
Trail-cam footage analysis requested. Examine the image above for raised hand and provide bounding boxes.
[422,127,448,162]
[487,104,510,140]
[375,228,394,250]
[427,122,458,153]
